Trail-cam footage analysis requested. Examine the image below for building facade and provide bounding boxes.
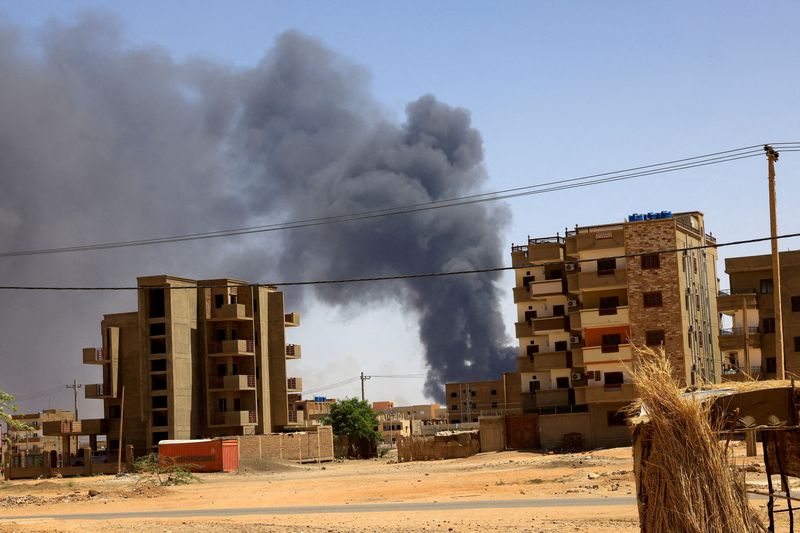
[6,410,76,455]
[718,250,800,380]
[511,211,721,448]
[48,275,302,454]
[444,374,521,423]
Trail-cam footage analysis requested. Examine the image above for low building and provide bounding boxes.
[6,410,76,455]
[373,403,442,422]
[378,419,422,445]
[289,396,336,427]
[445,374,521,423]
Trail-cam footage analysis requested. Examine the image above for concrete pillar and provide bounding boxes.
[83,448,92,476]
[89,435,98,451]
[125,445,134,470]
[20,450,27,468]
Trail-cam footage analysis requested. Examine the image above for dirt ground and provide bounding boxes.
[0,443,784,532]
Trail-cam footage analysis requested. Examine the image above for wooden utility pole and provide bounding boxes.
[766,145,785,379]
[360,372,370,402]
[65,380,83,420]
[117,386,125,474]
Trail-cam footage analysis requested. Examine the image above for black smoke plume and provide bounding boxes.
[0,15,514,403]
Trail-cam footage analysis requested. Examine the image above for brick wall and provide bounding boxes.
[624,220,687,380]
[235,426,334,468]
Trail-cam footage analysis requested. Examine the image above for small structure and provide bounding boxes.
[158,439,239,473]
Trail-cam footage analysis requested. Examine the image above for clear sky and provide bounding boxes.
[1,1,799,413]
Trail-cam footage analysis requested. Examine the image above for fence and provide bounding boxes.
[233,426,334,468]
[397,431,480,462]
[3,446,134,480]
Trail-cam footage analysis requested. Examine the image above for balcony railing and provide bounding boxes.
[207,339,255,355]
[718,288,757,296]
[287,377,303,392]
[208,374,256,390]
[583,344,632,364]
[720,327,759,336]
[82,347,108,364]
[85,383,112,399]
[210,410,257,426]
[286,344,302,359]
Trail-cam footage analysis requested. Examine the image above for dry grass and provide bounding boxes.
[628,346,766,532]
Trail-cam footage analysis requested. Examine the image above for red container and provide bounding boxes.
[157,439,239,472]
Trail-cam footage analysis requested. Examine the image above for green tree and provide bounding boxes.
[323,398,380,457]
[1,389,32,457]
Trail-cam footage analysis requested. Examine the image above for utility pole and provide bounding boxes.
[65,380,83,420]
[766,145,785,379]
[360,372,371,401]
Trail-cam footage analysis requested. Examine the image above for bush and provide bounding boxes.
[133,454,198,486]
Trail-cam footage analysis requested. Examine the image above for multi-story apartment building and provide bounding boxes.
[511,211,721,448]
[6,410,76,455]
[444,374,521,423]
[373,403,442,422]
[718,250,800,380]
[46,275,302,454]
[288,395,336,427]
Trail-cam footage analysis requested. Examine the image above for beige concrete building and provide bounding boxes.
[444,374,521,423]
[288,395,336,427]
[512,211,720,448]
[6,410,76,455]
[718,250,800,380]
[47,275,302,454]
[373,403,442,422]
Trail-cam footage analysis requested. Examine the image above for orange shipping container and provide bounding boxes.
[157,439,238,473]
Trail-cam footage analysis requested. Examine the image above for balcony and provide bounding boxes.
[717,291,757,313]
[577,269,627,290]
[531,279,564,297]
[535,388,571,408]
[209,303,252,321]
[532,315,568,333]
[210,410,257,427]
[207,339,255,356]
[583,343,633,364]
[566,227,625,255]
[513,286,532,303]
[718,327,761,351]
[42,420,82,435]
[517,351,571,372]
[284,312,301,327]
[515,321,533,338]
[85,383,114,399]
[83,347,108,365]
[286,343,302,360]
[208,374,256,391]
[584,383,635,403]
[580,306,629,328]
[287,377,303,393]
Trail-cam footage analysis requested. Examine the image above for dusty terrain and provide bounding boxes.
[0,444,781,532]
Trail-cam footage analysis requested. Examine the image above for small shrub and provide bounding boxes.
[134,453,199,486]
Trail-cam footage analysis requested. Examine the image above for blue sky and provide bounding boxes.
[2,1,799,410]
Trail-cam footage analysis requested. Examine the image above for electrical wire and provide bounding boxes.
[0,229,798,291]
[1,144,794,259]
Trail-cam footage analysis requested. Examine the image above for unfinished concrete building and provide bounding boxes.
[6,410,76,455]
[718,250,800,380]
[511,211,721,448]
[46,275,302,455]
[445,374,521,424]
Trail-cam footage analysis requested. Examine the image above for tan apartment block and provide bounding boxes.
[374,403,441,422]
[50,275,303,455]
[719,250,800,379]
[289,396,336,427]
[6,410,76,455]
[511,211,720,448]
[444,374,521,423]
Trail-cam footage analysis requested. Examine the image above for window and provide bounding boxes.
[644,292,663,307]
[152,411,168,427]
[597,258,616,275]
[150,359,167,372]
[214,294,224,308]
[645,330,665,346]
[763,317,776,333]
[150,338,166,354]
[552,304,565,316]
[604,372,624,385]
[602,333,622,346]
[641,253,660,269]
[529,380,541,393]
[450,392,457,398]
[607,411,627,427]
[766,357,777,373]
[151,396,168,409]
[148,288,165,319]
[470,390,476,397]
[599,296,619,309]
[554,340,568,352]
[254,331,260,346]
[109,405,122,419]
[215,329,226,341]
[793,296,800,312]
[556,376,570,389]
[230,294,238,305]
[491,402,498,409]
[490,389,497,396]
[151,374,167,391]
[218,398,228,412]
[760,279,774,294]
[149,323,166,336]
[795,337,800,353]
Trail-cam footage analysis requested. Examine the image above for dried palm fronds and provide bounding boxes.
[628,346,766,532]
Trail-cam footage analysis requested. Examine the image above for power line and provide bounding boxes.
[0,229,798,291]
[1,144,794,259]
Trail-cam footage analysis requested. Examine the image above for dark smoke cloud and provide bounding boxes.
[0,16,514,404]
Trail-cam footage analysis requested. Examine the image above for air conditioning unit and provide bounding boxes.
[567,299,578,308]
[565,262,578,272]
[571,372,583,381]
[570,335,581,345]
